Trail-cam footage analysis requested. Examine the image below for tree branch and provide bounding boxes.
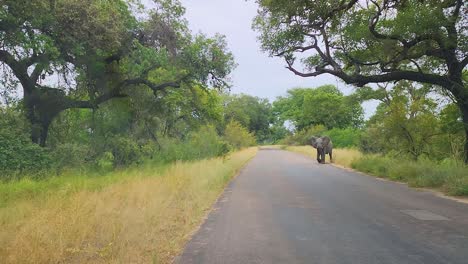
[285,60,453,90]
[0,50,35,93]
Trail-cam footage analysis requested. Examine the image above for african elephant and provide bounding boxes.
[310,136,333,164]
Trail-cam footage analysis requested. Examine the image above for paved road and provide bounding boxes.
[177,149,468,264]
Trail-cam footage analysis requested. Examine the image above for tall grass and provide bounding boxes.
[285,146,362,167]
[352,156,468,196]
[0,148,257,264]
[285,145,468,196]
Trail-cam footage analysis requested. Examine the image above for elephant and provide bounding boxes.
[309,136,333,164]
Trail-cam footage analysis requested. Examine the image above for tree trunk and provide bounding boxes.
[447,78,468,164]
[461,105,468,164]
[29,116,52,147]
[24,87,67,147]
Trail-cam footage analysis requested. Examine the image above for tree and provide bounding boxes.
[360,82,441,160]
[254,0,468,162]
[273,85,363,130]
[223,94,272,142]
[0,0,235,146]
[223,120,256,149]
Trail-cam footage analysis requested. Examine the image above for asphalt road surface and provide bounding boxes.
[177,149,468,264]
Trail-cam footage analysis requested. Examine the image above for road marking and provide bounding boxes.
[401,210,449,221]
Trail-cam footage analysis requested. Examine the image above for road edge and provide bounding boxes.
[172,148,258,263]
[284,149,468,206]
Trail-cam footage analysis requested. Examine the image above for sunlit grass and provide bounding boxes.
[0,148,257,264]
[285,146,362,167]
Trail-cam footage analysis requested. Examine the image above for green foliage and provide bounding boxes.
[268,124,292,144]
[273,85,363,131]
[223,120,256,149]
[279,125,360,148]
[223,94,273,142]
[0,110,51,179]
[254,0,468,162]
[359,82,465,161]
[107,136,142,167]
[352,156,468,196]
[0,130,51,179]
[50,143,90,170]
[279,125,327,146]
[325,128,361,148]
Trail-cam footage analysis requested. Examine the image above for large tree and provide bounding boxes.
[254,0,468,162]
[0,0,234,146]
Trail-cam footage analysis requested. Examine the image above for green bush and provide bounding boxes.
[51,143,90,170]
[0,130,52,179]
[96,151,115,171]
[107,136,142,167]
[223,120,256,149]
[279,125,327,145]
[152,125,230,163]
[352,155,468,196]
[325,128,361,148]
[186,125,230,159]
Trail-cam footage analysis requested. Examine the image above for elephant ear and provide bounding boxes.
[309,136,318,148]
[321,136,331,146]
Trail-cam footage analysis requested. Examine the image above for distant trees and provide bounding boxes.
[223,94,273,142]
[253,0,468,162]
[273,85,363,130]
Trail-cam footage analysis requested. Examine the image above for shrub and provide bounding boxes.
[51,143,90,170]
[186,125,230,159]
[223,120,256,149]
[0,130,52,179]
[153,125,230,163]
[279,125,327,145]
[96,151,115,171]
[325,128,361,148]
[107,136,142,167]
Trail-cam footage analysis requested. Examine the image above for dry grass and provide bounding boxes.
[285,146,363,167]
[0,148,257,264]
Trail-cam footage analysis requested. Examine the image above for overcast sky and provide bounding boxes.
[178,0,378,117]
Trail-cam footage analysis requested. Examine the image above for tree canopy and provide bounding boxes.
[0,0,235,146]
[273,85,363,130]
[223,94,273,142]
[254,0,468,162]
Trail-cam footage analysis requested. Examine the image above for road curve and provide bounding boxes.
[176,149,468,264]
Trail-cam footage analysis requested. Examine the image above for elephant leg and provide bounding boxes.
[320,149,325,164]
[316,149,321,163]
[329,150,333,163]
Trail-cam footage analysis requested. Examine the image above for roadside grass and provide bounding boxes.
[0,147,257,264]
[351,156,468,196]
[285,146,468,197]
[285,146,362,167]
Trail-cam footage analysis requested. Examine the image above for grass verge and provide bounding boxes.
[0,147,257,264]
[285,145,468,197]
[351,156,468,196]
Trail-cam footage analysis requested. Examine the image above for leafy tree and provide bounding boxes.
[273,85,363,130]
[223,120,256,149]
[223,94,272,142]
[0,0,235,146]
[360,82,442,160]
[254,0,468,162]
